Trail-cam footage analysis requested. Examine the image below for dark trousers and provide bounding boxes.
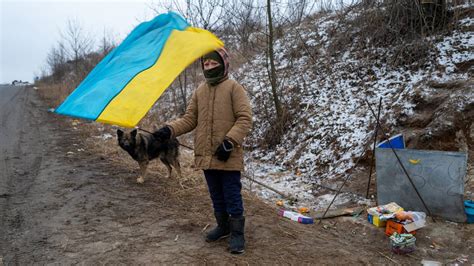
[204,170,244,217]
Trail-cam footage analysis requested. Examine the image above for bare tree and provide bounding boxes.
[188,0,227,31]
[266,0,283,120]
[61,18,94,73]
[99,27,116,56]
[176,69,188,114]
[150,0,227,32]
[228,0,263,51]
[289,0,309,25]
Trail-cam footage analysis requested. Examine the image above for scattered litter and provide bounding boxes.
[33,86,38,90]
[77,148,85,152]
[174,235,179,241]
[276,200,284,206]
[389,233,416,255]
[47,108,55,113]
[429,241,442,250]
[454,254,468,264]
[278,209,314,224]
[421,259,442,266]
[66,151,74,155]
[298,207,309,214]
[71,120,80,126]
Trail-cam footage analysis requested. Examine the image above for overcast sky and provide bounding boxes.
[0,0,157,83]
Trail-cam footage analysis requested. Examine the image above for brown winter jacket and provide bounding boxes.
[167,79,252,171]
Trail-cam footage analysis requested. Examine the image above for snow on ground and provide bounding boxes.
[436,31,474,74]
[234,8,474,212]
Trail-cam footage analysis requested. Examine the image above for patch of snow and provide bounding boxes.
[234,7,473,211]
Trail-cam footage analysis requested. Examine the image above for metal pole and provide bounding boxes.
[364,98,436,222]
[366,97,382,199]
[318,133,375,224]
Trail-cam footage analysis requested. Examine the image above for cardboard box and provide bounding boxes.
[385,220,416,236]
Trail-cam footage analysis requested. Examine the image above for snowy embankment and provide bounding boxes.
[235,11,473,210]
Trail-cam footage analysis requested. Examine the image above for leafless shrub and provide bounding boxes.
[261,82,304,149]
[46,41,69,82]
[390,40,432,69]
[326,0,462,69]
[261,107,292,148]
[352,0,451,46]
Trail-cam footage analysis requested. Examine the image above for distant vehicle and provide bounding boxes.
[11,80,30,86]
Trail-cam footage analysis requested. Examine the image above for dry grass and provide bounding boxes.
[36,81,75,107]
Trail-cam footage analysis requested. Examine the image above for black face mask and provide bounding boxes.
[203,64,225,86]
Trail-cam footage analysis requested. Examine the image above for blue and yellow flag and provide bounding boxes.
[55,12,223,127]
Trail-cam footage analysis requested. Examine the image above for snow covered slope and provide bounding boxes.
[233,7,473,209]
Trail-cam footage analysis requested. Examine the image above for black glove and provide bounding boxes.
[153,126,171,141]
[215,138,234,162]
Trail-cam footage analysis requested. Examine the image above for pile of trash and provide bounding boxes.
[367,202,427,254]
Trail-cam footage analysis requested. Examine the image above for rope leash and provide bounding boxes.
[136,127,194,150]
[137,128,293,199]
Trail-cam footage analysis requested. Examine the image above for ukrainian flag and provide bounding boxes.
[55,12,223,127]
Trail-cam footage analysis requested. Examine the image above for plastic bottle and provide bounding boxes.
[278,209,314,224]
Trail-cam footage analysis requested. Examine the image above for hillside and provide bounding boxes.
[224,5,474,209]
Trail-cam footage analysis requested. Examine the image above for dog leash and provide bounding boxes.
[136,127,194,150]
[136,130,295,202]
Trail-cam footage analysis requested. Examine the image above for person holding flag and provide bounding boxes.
[54,11,252,254]
[154,48,252,254]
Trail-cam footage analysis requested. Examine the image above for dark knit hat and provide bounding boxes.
[202,51,224,66]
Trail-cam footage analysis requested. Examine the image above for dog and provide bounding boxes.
[116,128,182,184]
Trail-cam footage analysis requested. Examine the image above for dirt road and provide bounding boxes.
[0,85,472,264]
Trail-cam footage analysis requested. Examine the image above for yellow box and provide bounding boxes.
[367,202,404,228]
[367,213,387,227]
